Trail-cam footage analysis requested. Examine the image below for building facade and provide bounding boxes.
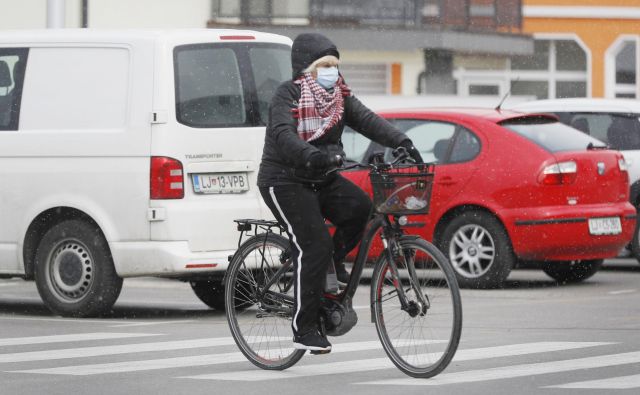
[9,1,637,99]
[454,0,640,99]
[208,0,533,96]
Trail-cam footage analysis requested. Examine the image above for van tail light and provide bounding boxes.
[539,161,577,185]
[151,156,184,199]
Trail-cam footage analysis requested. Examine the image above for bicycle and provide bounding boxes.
[224,151,462,378]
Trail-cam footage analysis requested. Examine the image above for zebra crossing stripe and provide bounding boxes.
[0,333,159,347]
[363,350,640,386]
[180,341,611,382]
[545,373,640,389]
[8,340,414,375]
[0,337,239,364]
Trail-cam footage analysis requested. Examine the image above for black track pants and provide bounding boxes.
[259,175,371,335]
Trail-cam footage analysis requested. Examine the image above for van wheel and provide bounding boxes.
[542,259,603,283]
[190,279,226,310]
[190,278,251,311]
[439,211,515,289]
[34,220,122,317]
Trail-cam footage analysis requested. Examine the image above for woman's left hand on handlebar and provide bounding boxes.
[397,139,424,164]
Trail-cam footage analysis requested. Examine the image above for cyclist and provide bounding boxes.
[257,33,423,352]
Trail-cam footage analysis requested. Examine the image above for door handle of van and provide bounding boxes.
[437,176,457,186]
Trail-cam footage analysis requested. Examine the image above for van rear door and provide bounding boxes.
[151,37,291,254]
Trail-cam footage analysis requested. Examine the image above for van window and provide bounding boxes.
[249,46,291,124]
[175,46,245,127]
[174,43,291,128]
[20,47,129,130]
[502,118,604,152]
[0,48,28,131]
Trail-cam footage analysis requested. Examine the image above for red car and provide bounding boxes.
[341,109,636,288]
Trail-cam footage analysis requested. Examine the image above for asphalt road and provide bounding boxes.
[0,259,639,395]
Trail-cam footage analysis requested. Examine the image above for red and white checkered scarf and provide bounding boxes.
[293,72,351,142]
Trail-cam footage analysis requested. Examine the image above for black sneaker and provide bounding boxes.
[335,262,350,284]
[293,330,332,353]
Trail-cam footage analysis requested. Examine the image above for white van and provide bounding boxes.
[0,29,292,316]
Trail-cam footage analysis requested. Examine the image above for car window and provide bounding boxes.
[502,118,604,152]
[389,119,457,163]
[555,112,640,150]
[450,128,481,163]
[342,126,372,163]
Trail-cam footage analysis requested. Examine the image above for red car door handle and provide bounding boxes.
[438,176,457,186]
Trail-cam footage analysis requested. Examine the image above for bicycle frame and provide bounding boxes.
[250,212,425,318]
[342,213,429,314]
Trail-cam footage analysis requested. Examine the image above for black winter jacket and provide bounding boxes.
[256,81,408,186]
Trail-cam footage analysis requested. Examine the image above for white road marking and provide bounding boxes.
[180,342,610,382]
[0,332,158,347]
[12,352,249,375]
[364,350,640,386]
[0,315,194,328]
[109,320,195,328]
[0,316,136,325]
[545,373,640,389]
[608,289,637,295]
[8,340,414,375]
[0,337,239,363]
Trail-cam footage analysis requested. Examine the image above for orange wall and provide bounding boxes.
[525,0,640,6]
[524,8,640,97]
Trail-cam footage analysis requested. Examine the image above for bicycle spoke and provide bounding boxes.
[226,234,304,370]
[372,239,462,378]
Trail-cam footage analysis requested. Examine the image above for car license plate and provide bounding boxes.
[588,217,622,235]
[193,172,249,194]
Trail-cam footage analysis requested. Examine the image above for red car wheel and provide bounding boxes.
[439,210,515,289]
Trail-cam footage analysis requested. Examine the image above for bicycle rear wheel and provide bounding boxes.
[225,233,305,370]
[371,237,462,378]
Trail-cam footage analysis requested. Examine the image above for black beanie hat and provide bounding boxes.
[291,33,340,78]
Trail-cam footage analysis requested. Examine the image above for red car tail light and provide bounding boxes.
[539,161,577,185]
[151,156,184,199]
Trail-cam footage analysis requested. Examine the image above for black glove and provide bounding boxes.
[397,139,424,164]
[306,152,343,170]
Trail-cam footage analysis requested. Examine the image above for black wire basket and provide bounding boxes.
[369,164,435,215]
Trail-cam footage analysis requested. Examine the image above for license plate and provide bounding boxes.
[588,217,622,235]
[192,172,249,194]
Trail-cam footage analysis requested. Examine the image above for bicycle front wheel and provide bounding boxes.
[225,233,305,370]
[371,237,462,378]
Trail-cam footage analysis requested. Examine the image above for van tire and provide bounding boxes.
[34,220,122,317]
[191,278,251,311]
[190,279,226,310]
[439,210,515,288]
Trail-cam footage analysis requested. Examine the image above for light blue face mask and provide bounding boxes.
[316,66,339,89]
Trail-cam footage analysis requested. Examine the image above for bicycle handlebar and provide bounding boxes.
[325,147,419,176]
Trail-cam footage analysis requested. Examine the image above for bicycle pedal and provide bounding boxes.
[310,349,332,355]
